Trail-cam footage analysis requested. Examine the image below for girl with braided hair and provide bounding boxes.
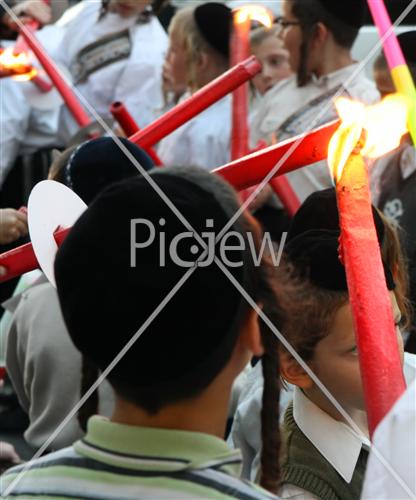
[231,188,416,499]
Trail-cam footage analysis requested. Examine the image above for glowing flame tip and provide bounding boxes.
[234,5,273,27]
[328,94,410,181]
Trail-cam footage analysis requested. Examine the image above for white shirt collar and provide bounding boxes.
[293,387,371,483]
[310,63,359,88]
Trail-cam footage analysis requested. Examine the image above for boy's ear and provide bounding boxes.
[312,22,329,48]
[196,51,209,71]
[279,351,313,389]
[238,306,264,357]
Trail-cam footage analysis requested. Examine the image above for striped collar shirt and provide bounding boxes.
[1,416,278,499]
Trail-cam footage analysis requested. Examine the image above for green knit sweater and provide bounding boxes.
[281,403,368,500]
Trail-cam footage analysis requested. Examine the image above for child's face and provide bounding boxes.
[373,68,395,98]
[252,36,292,95]
[109,0,151,18]
[165,30,188,90]
[309,291,404,413]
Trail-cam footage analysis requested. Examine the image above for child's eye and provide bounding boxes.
[349,345,358,355]
[268,56,285,67]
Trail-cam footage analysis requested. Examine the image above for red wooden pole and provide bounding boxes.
[0,227,70,283]
[19,28,91,128]
[110,101,142,136]
[214,120,340,190]
[336,150,406,437]
[110,102,163,166]
[230,12,251,160]
[0,121,338,284]
[13,19,40,55]
[31,73,53,92]
[129,56,261,149]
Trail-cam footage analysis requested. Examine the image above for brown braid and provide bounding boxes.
[259,270,282,494]
[242,215,282,493]
[77,356,100,433]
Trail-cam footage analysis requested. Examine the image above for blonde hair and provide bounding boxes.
[250,25,281,50]
[169,6,228,90]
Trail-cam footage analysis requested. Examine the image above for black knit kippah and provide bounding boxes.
[55,167,252,389]
[286,189,395,291]
[317,0,367,29]
[398,31,416,64]
[286,229,395,291]
[66,137,154,205]
[288,188,385,246]
[194,2,232,58]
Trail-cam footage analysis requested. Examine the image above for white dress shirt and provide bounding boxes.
[55,1,167,143]
[0,26,66,186]
[361,378,416,500]
[158,94,231,171]
[230,353,416,498]
[249,64,380,204]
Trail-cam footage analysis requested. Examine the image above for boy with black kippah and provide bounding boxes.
[158,3,233,170]
[1,167,279,499]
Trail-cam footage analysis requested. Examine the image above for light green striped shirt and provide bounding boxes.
[1,416,277,499]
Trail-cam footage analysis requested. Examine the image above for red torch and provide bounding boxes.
[129,56,261,149]
[214,120,339,189]
[13,0,51,55]
[230,6,273,160]
[230,6,299,213]
[18,27,91,128]
[110,101,163,166]
[0,227,70,282]
[0,46,37,79]
[328,94,409,436]
[0,119,340,284]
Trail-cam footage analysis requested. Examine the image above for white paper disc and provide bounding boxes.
[28,180,87,287]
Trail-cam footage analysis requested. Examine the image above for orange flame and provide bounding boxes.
[234,5,273,27]
[0,47,37,80]
[328,94,410,181]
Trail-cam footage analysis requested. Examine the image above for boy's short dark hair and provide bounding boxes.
[55,167,264,413]
[291,0,366,86]
[292,0,365,48]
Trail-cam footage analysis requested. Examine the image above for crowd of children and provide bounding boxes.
[0,0,415,498]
